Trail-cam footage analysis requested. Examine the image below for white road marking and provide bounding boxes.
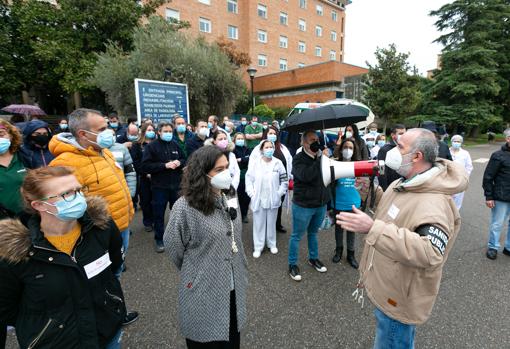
[473,158,490,164]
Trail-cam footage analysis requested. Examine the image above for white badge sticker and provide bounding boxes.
[227,198,239,209]
[84,252,112,279]
[387,204,400,220]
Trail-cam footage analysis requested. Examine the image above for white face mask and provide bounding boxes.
[342,149,353,160]
[198,128,209,138]
[385,147,414,178]
[345,131,353,139]
[208,169,232,190]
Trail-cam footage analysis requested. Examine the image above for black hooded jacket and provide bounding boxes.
[483,142,510,202]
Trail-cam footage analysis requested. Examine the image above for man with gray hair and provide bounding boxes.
[337,128,468,348]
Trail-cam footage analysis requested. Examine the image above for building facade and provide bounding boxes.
[155,0,349,76]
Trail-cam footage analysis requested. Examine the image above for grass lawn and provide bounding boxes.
[461,134,506,147]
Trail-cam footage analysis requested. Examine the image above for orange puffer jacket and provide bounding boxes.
[49,133,134,231]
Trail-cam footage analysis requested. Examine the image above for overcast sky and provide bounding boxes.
[344,0,452,76]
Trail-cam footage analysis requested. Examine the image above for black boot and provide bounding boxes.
[347,250,359,269]
[332,247,343,263]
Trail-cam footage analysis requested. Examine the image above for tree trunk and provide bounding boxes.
[469,125,480,138]
[73,91,82,109]
[382,116,388,135]
[21,90,31,104]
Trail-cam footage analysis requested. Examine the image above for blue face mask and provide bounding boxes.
[110,122,118,129]
[263,148,274,158]
[267,134,277,143]
[225,126,231,133]
[127,135,138,141]
[0,138,11,154]
[85,130,114,149]
[42,193,87,221]
[377,140,386,147]
[176,124,186,133]
[145,131,156,139]
[452,142,462,149]
[207,122,213,129]
[235,139,245,147]
[161,132,173,142]
[241,121,247,126]
[59,124,68,130]
[251,121,258,126]
[366,140,375,148]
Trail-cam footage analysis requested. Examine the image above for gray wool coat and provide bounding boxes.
[163,195,249,343]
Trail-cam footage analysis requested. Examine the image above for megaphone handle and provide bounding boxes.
[330,165,336,215]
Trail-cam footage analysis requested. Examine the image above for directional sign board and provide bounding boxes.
[134,78,190,124]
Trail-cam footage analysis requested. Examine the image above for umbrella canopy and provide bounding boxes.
[281,103,370,132]
[1,104,46,116]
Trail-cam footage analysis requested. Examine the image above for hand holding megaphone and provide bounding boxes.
[321,156,385,187]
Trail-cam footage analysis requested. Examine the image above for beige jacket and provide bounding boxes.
[359,159,469,325]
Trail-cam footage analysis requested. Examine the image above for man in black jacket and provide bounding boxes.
[378,124,406,191]
[186,120,209,157]
[288,130,331,281]
[141,121,186,253]
[483,128,510,260]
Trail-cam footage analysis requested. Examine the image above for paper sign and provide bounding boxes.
[84,252,111,279]
[387,204,400,220]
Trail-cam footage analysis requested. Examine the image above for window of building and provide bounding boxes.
[316,4,323,16]
[280,12,288,25]
[199,17,211,33]
[298,18,306,32]
[330,50,336,61]
[258,54,267,67]
[257,29,267,43]
[257,4,267,18]
[299,0,306,9]
[298,62,305,68]
[298,41,306,53]
[279,58,288,71]
[315,25,322,37]
[315,46,322,57]
[332,10,338,22]
[228,25,238,40]
[331,30,337,42]
[227,0,238,14]
[198,0,210,4]
[165,8,180,22]
[279,36,288,48]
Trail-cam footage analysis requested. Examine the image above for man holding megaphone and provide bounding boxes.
[336,128,468,348]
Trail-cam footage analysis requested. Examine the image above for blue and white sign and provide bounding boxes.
[134,78,190,124]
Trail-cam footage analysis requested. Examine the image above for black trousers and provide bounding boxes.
[139,175,153,227]
[276,196,285,228]
[335,210,355,251]
[186,291,240,349]
[0,325,6,349]
[237,178,250,219]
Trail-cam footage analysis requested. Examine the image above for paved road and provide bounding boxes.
[6,143,509,348]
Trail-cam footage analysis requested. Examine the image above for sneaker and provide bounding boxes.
[289,265,302,281]
[308,259,327,273]
[144,225,153,232]
[486,248,497,260]
[253,250,261,258]
[503,248,510,257]
[155,241,165,253]
[270,247,278,254]
[242,216,249,224]
[122,311,139,326]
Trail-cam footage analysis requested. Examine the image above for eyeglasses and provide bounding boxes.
[39,186,88,202]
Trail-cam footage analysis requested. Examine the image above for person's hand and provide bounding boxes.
[336,206,374,234]
[237,158,241,162]
[165,161,177,169]
[486,200,495,209]
[123,142,132,149]
[173,160,181,168]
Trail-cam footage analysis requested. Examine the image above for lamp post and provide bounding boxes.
[247,66,257,115]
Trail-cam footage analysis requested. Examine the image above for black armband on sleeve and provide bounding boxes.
[416,224,449,255]
[124,163,134,174]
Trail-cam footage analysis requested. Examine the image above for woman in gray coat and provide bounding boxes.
[164,146,248,349]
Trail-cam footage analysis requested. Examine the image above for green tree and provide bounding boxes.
[429,0,510,134]
[363,44,422,132]
[92,17,245,121]
[248,104,275,119]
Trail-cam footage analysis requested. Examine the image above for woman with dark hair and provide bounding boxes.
[55,118,69,134]
[163,146,248,349]
[331,139,361,268]
[341,124,369,160]
[204,129,240,190]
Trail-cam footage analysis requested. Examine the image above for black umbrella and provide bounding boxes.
[281,103,370,132]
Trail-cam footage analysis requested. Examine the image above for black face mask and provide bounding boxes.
[31,134,50,147]
[309,141,321,153]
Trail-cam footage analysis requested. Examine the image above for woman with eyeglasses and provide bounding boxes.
[0,166,126,349]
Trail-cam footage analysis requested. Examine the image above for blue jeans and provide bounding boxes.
[115,228,130,278]
[373,308,416,349]
[288,203,326,265]
[105,329,123,349]
[152,187,179,242]
[488,200,510,250]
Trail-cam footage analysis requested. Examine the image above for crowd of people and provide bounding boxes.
[0,107,509,348]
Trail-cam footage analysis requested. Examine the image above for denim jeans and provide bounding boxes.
[115,228,130,278]
[105,329,123,349]
[288,203,326,266]
[152,187,179,242]
[488,200,510,250]
[373,308,416,349]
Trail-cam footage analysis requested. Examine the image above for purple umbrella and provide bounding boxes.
[1,104,46,116]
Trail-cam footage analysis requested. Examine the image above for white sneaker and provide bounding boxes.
[270,247,278,254]
[253,250,261,258]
